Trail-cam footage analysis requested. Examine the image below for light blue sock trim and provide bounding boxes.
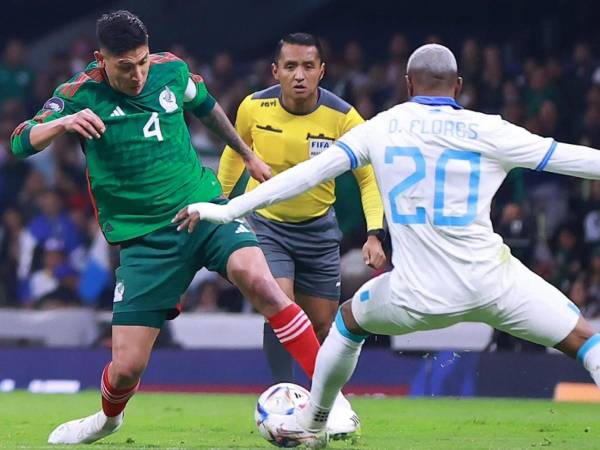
[577,334,600,363]
[334,308,368,343]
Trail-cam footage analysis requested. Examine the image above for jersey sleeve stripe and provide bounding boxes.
[59,68,104,98]
[535,139,557,172]
[337,141,359,169]
[11,121,30,139]
[33,110,54,123]
[60,72,87,96]
[150,52,182,65]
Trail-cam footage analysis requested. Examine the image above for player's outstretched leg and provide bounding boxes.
[47,362,135,445]
[48,325,158,445]
[555,317,600,386]
[298,301,367,437]
[228,247,360,438]
[227,247,321,378]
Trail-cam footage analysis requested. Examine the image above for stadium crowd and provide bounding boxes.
[1,33,600,322]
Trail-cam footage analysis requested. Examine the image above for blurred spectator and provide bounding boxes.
[246,58,273,92]
[0,143,32,216]
[569,274,590,314]
[28,188,83,257]
[0,40,34,103]
[582,180,600,245]
[16,169,47,218]
[460,38,481,87]
[78,222,112,307]
[28,238,65,303]
[25,72,53,116]
[586,248,600,317]
[0,207,35,304]
[38,263,82,309]
[537,100,564,140]
[385,34,410,106]
[480,45,504,113]
[525,65,561,118]
[551,224,583,293]
[69,35,94,74]
[339,41,369,104]
[496,203,536,266]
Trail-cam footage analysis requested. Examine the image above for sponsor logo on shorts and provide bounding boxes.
[114,281,125,302]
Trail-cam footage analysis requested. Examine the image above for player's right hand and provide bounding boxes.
[244,153,272,183]
[62,108,106,140]
[173,202,235,232]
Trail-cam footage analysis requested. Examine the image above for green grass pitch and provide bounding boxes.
[1,391,599,449]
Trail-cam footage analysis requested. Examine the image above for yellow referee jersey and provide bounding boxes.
[218,85,383,230]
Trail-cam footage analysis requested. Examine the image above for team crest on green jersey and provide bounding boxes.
[159,86,178,113]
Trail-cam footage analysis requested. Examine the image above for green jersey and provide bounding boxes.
[11,52,221,243]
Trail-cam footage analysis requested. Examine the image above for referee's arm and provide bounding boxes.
[352,165,385,231]
[217,97,253,197]
[339,107,384,231]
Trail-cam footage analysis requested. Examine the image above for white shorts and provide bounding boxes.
[351,258,580,347]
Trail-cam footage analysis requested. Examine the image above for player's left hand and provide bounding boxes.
[244,153,272,183]
[172,202,234,232]
[362,235,387,269]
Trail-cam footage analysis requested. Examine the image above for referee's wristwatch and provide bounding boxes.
[367,228,386,243]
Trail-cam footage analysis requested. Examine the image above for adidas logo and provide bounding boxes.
[110,106,125,117]
[235,223,251,234]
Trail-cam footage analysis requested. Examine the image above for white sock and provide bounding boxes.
[580,334,600,387]
[300,319,365,431]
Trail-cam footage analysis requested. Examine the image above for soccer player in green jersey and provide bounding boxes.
[10,10,334,445]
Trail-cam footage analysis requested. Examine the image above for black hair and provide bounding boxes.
[96,10,148,55]
[274,32,324,63]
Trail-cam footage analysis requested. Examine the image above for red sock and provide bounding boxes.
[100,362,139,417]
[268,303,320,378]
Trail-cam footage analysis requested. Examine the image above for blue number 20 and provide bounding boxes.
[385,146,481,226]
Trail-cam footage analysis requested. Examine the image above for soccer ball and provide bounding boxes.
[255,383,310,447]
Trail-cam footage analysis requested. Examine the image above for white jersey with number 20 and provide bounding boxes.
[337,97,556,314]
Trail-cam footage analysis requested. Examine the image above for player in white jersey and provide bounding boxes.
[174,44,600,447]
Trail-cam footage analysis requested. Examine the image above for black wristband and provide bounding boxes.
[367,228,386,243]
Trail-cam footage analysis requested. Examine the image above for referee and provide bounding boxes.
[218,33,385,383]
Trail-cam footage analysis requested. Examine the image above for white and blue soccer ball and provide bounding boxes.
[255,383,310,448]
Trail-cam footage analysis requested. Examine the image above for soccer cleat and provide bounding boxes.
[48,410,123,445]
[268,409,329,449]
[327,393,361,441]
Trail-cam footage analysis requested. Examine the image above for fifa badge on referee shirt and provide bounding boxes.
[308,135,333,158]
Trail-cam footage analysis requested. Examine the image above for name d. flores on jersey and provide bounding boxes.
[389,118,479,140]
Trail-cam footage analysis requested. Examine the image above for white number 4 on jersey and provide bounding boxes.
[143,112,164,141]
